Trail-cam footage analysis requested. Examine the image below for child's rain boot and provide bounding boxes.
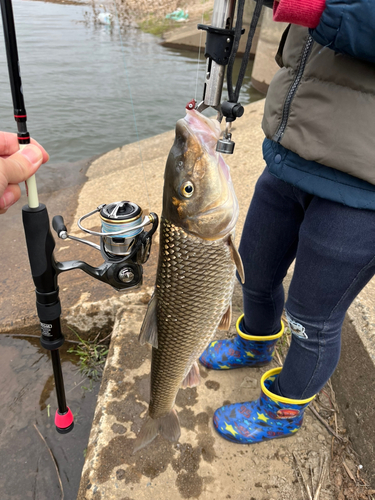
[213,367,315,444]
[199,314,284,369]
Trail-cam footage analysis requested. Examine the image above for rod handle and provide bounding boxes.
[19,144,39,208]
[52,215,67,237]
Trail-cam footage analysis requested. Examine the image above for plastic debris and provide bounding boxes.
[165,8,189,22]
[98,12,113,25]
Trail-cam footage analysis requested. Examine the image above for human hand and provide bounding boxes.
[0,131,49,214]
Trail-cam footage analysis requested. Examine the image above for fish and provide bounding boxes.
[134,107,244,451]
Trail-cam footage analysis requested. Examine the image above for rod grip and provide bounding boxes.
[22,204,57,292]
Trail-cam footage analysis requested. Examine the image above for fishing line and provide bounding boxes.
[194,13,204,102]
[112,0,151,209]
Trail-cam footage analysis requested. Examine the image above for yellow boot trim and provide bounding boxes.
[261,367,316,405]
[236,314,284,341]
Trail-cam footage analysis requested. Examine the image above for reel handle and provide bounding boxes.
[52,215,67,239]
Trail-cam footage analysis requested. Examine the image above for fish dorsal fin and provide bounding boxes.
[181,361,201,388]
[228,234,245,284]
[139,293,158,348]
[218,302,232,331]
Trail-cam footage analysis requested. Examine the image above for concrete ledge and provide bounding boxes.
[161,3,262,57]
[161,23,260,58]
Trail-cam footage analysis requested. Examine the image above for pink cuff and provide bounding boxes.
[273,0,326,28]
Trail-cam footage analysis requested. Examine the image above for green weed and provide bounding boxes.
[67,326,109,382]
[138,15,179,36]
[202,9,212,22]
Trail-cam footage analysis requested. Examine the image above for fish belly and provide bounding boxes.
[149,218,236,419]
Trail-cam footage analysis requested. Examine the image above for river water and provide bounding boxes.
[0,0,263,171]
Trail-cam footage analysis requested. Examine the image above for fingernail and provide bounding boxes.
[20,145,43,167]
[0,191,15,209]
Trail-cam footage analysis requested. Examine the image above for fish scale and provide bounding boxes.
[149,218,236,420]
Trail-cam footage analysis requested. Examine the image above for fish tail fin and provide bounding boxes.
[133,409,180,453]
[159,408,180,442]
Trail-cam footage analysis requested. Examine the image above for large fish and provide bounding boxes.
[135,108,244,451]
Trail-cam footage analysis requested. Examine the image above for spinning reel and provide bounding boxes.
[52,201,158,291]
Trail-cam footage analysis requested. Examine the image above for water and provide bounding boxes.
[0,334,101,500]
[0,0,263,171]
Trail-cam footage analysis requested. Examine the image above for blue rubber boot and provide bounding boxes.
[213,367,315,444]
[199,314,284,370]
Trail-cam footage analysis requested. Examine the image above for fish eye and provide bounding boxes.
[180,181,194,198]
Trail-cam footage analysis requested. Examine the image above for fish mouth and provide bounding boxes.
[184,109,221,139]
[176,110,221,155]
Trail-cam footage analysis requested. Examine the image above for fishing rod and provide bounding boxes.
[196,0,263,153]
[0,0,158,434]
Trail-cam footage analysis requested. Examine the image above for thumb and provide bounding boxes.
[1,144,44,185]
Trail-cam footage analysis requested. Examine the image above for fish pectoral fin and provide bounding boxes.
[133,409,180,453]
[138,293,158,348]
[218,302,232,331]
[228,234,245,284]
[181,361,201,388]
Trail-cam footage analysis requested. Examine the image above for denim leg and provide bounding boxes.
[239,168,309,336]
[272,196,375,399]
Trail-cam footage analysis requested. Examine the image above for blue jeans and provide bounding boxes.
[238,168,375,399]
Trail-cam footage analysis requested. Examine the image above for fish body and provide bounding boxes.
[135,109,244,450]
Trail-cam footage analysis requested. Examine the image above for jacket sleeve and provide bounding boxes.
[273,0,325,28]
[311,0,375,64]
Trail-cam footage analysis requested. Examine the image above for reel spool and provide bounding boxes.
[99,201,143,257]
